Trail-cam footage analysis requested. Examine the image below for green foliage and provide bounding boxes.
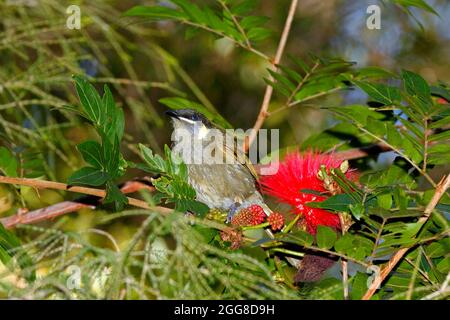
[0,147,17,177]
[265,55,355,109]
[0,224,35,282]
[68,76,128,210]
[138,144,209,216]
[1,214,297,299]
[343,71,450,170]
[0,0,447,301]
[316,226,337,250]
[125,0,272,56]
[390,0,438,16]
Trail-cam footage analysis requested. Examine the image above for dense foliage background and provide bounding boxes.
[0,0,449,300]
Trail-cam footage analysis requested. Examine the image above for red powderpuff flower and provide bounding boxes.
[259,151,354,234]
[231,205,266,226]
[267,212,285,231]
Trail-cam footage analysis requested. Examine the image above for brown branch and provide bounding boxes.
[1,201,94,229]
[0,176,172,229]
[362,174,450,300]
[245,0,298,152]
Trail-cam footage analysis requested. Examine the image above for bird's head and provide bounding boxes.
[165,109,213,139]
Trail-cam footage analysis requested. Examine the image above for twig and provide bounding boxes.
[286,60,320,106]
[246,0,298,151]
[218,0,251,48]
[0,180,155,229]
[362,174,450,300]
[338,213,349,300]
[0,176,172,229]
[1,201,93,229]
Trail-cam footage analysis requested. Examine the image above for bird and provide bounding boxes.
[165,108,270,220]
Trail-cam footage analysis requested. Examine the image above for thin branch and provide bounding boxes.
[1,201,93,229]
[246,0,298,151]
[286,60,320,106]
[368,218,386,263]
[404,257,433,285]
[422,119,430,172]
[0,176,172,229]
[181,20,268,60]
[218,0,251,48]
[362,174,450,300]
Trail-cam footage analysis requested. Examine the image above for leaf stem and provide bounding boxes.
[242,222,270,230]
[271,248,304,258]
[282,214,301,233]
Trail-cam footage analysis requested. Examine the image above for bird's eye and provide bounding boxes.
[191,113,200,121]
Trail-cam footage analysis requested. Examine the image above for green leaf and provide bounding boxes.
[356,66,397,80]
[377,193,393,210]
[124,5,187,20]
[0,147,17,177]
[139,144,167,174]
[102,85,125,142]
[230,0,259,15]
[306,194,356,212]
[171,0,205,23]
[350,272,370,299]
[354,80,401,105]
[401,70,432,110]
[240,16,269,30]
[334,233,373,260]
[102,135,121,176]
[279,231,314,247]
[334,233,353,254]
[402,70,430,98]
[73,75,102,126]
[393,0,438,16]
[349,203,365,220]
[77,141,103,169]
[316,226,337,250]
[68,167,109,186]
[170,178,197,199]
[425,239,449,258]
[103,182,128,211]
[436,256,449,274]
[247,27,272,41]
[175,199,209,216]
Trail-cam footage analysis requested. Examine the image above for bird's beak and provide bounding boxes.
[165,110,180,119]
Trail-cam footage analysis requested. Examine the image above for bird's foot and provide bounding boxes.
[226,202,241,223]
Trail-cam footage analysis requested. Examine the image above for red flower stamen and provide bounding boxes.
[259,151,354,234]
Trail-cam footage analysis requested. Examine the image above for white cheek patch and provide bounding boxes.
[197,124,209,139]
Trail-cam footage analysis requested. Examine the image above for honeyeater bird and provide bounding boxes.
[166,109,324,277]
[165,109,270,220]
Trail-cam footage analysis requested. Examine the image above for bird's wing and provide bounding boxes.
[220,132,259,182]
